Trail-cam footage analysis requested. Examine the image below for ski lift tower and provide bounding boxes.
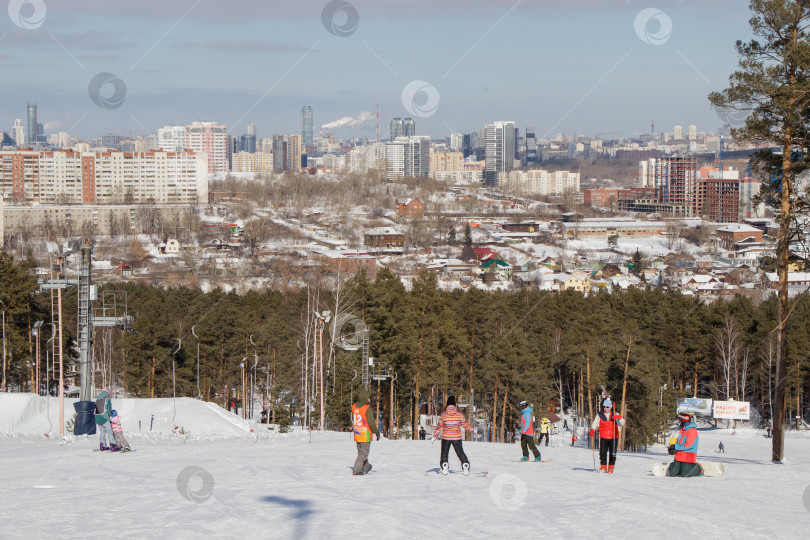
[329,312,369,390]
[39,238,135,403]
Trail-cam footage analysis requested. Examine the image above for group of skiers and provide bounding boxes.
[351,393,708,477]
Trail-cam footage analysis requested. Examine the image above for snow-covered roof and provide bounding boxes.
[716,224,761,234]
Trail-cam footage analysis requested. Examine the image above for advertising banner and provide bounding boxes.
[713,401,750,420]
[677,398,713,416]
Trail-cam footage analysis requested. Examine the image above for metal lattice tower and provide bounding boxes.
[77,242,93,402]
[362,327,369,391]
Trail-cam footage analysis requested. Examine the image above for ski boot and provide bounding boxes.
[520,456,529,462]
[534,456,543,462]
[110,444,121,452]
[608,465,615,474]
[352,471,364,476]
[598,465,608,473]
[441,463,450,476]
[99,443,109,452]
[462,463,470,476]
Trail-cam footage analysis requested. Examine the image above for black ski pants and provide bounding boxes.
[440,439,469,467]
[599,437,618,466]
[521,433,540,459]
[538,432,549,446]
[666,461,702,477]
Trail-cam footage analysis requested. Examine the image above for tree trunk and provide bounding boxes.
[620,336,631,451]
[500,382,509,444]
[492,375,498,443]
[586,347,592,448]
[773,126,792,461]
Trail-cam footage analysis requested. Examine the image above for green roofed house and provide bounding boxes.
[480,259,512,280]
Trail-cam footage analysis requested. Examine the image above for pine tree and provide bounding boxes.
[709,0,810,461]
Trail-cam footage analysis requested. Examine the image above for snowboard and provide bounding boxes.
[651,462,723,477]
[93,448,135,452]
[514,459,552,463]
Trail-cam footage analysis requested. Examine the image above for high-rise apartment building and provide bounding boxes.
[390,118,405,140]
[0,149,208,205]
[688,125,697,140]
[239,134,256,154]
[302,106,313,147]
[403,118,415,137]
[525,126,537,164]
[247,123,256,136]
[12,120,24,147]
[484,121,515,186]
[157,126,187,152]
[185,121,228,174]
[673,125,683,140]
[653,155,699,213]
[26,103,37,146]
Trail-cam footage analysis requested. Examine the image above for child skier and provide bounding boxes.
[666,412,703,477]
[433,395,474,475]
[518,401,542,461]
[589,398,625,473]
[110,410,132,452]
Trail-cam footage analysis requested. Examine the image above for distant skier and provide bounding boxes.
[419,426,426,440]
[718,441,725,453]
[666,412,703,477]
[563,419,569,431]
[351,389,378,475]
[589,398,624,473]
[433,395,474,475]
[94,390,117,452]
[538,417,551,447]
[571,433,577,447]
[518,401,542,462]
[110,410,132,452]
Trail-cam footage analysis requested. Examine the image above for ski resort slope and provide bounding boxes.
[1,396,809,539]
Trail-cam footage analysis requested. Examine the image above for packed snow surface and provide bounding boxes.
[1,394,808,538]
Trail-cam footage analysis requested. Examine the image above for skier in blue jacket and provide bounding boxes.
[518,401,542,462]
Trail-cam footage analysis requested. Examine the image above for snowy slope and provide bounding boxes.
[1,395,809,538]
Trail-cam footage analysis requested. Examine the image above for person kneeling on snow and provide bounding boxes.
[433,395,474,475]
[666,412,703,477]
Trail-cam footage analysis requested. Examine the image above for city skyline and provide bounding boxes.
[1,1,751,140]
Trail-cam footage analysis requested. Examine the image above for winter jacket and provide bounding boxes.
[352,389,378,442]
[434,405,473,441]
[674,421,699,463]
[520,406,534,435]
[94,391,112,425]
[540,418,550,434]
[590,411,624,439]
[111,415,123,434]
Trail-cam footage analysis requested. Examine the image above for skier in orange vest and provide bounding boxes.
[351,389,379,475]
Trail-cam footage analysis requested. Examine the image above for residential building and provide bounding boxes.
[0,149,208,205]
[498,169,579,196]
[185,121,228,174]
[484,121,515,186]
[157,126,187,152]
[395,197,424,217]
[232,151,274,172]
[674,125,683,140]
[12,120,24,147]
[364,227,405,249]
[716,223,764,250]
[302,106,313,147]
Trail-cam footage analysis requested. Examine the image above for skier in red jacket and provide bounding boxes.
[590,398,625,473]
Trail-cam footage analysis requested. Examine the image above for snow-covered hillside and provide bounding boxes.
[1,394,808,538]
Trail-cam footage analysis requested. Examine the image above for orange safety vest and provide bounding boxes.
[352,403,372,442]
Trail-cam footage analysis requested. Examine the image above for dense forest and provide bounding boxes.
[1,250,808,449]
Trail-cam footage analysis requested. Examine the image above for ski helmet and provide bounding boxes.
[677,412,691,423]
[603,398,612,408]
[519,401,528,409]
[112,410,118,417]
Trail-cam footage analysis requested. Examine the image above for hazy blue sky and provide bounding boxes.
[0,0,753,141]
